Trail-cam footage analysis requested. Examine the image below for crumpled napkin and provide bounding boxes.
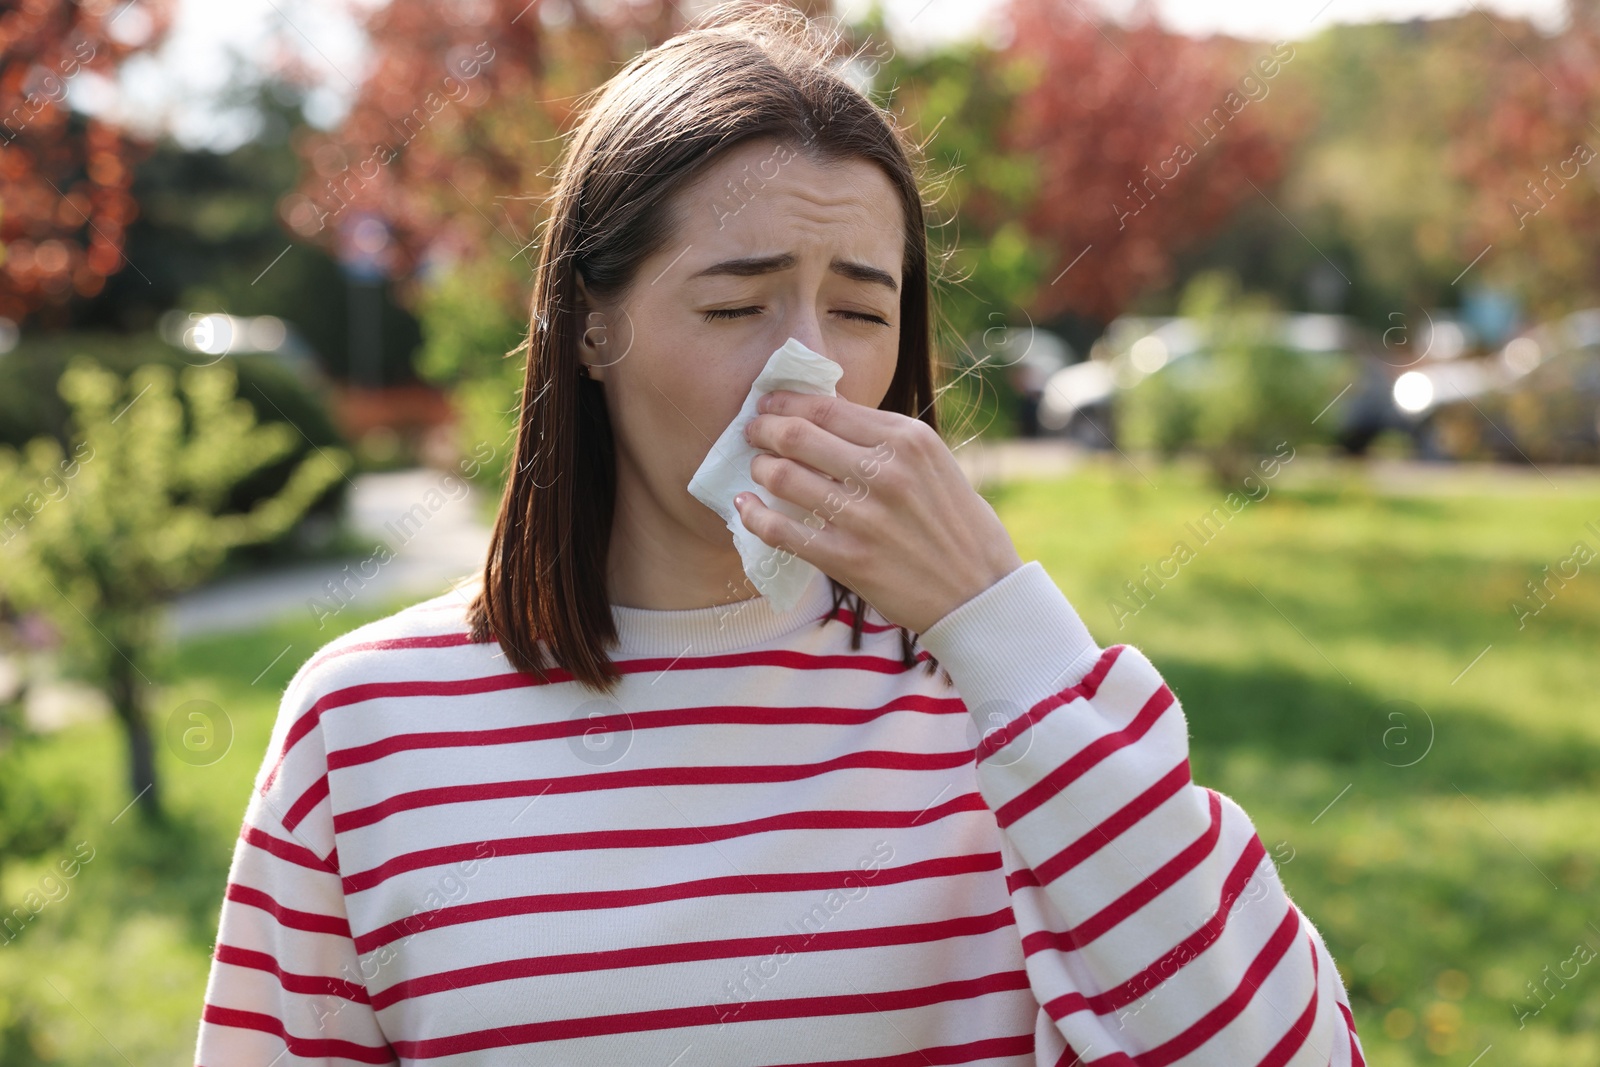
[688,336,844,613]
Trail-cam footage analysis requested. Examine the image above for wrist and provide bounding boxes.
[923,550,1026,634]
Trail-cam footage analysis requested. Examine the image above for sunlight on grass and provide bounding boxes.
[1,459,1596,1064]
[992,457,1600,1065]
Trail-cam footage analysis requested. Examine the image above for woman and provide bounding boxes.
[195,4,1366,1064]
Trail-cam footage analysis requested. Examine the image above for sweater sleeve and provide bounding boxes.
[193,656,398,1067]
[913,561,1366,1067]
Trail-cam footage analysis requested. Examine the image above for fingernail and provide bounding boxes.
[735,492,749,508]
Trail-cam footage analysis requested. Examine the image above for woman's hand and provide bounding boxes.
[736,388,1024,634]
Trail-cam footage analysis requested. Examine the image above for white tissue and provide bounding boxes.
[688,336,844,613]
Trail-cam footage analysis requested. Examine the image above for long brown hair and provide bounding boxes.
[467,1,953,695]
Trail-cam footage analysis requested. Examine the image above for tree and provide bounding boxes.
[1120,270,1346,484]
[997,0,1304,327]
[77,79,424,388]
[0,0,175,325]
[0,357,351,821]
[1449,10,1600,318]
[280,0,690,293]
[276,0,698,485]
[858,4,1055,353]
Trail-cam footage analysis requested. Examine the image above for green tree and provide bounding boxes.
[0,357,350,821]
[1123,271,1346,484]
[857,3,1048,350]
[412,259,526,490]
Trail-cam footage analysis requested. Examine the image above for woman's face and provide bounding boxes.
[579,135,906,551]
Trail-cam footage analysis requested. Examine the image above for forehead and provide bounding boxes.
[670,137,905,265]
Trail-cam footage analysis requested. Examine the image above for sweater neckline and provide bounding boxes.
[608,566,838,657]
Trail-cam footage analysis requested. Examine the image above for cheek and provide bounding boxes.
[839,328,900,410]
[605,321,744,494]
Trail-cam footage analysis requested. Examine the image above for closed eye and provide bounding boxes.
[840,310,892,326]
[702,306,891,326]
[703,306,762,321]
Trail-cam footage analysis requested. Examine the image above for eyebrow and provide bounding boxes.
[688,252,899,293]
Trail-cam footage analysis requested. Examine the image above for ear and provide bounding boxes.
[574,270,610,384]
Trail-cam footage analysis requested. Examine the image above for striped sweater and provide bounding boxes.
[194,559,1366,1066]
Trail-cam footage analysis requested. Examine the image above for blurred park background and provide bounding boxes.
[2,0,1599,1062]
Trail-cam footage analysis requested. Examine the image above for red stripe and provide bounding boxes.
[334,747,978,833]
[1057,1041,1131,1067]
[305,631,477,672]
[1255,929,1321,1067]
[356,850,1005,954]
[386,970,1032,1057]
[1041,790,1225,950]
[1008,865,1041,892]
[370,905,1018,1009]
[241,825,336,875]
[1033,835,1271,1016]
[979,646,1123,764]
[199,1004,395,1063]
[993,684,1175,829]
[291,695,966,828]
[212,943,368,1002]
[1033,759,1192,884]
[1133,903,1303,1066]
[224,882,351,938]
[262,648,929,794]
[326,693,964,772]
[766,1034,1036,1066]
[342,792,992,894]
[261,672,539,793]
[824,606,900,634]
[281,773,330,832]
[1340,1002,1366,1066]
[602,647,926,679]
[1046,909,1307,1067]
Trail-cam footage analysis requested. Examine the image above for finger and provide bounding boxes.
[750,451,856,521]
[734,489,846,570]
[746,410,864,486]
[757,389,901,451]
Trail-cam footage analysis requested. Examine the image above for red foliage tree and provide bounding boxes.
[998,0,1306,324]
[1448,7,1600,316]
[281,0,697,312]
[0,0,173,325]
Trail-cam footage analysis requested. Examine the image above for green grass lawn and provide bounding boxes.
[1,456,1597,1064]
[989,457,1600,1065]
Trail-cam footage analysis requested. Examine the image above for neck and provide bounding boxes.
[604,465,762,612]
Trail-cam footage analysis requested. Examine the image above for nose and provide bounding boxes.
[780,307,828,360]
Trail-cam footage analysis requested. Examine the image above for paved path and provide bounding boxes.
[16,469,494,731]
[953,437,1084,489]
[167,446,1598,640]
[163,468,492,641]
[14,448,1594,730]
[952,438,1600,495]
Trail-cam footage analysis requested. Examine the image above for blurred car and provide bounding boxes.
[977,326,1073,438]
[1328,312,1470,455]
[1037,313,1359,449]
[1392,307,1600,462]
[0,317,350,554]
[157,310,328,387]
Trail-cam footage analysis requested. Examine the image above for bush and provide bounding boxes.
[0,332,349,536]
[0,357,352,819]
[1121,271,1349,484]
[414,262,526,493]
